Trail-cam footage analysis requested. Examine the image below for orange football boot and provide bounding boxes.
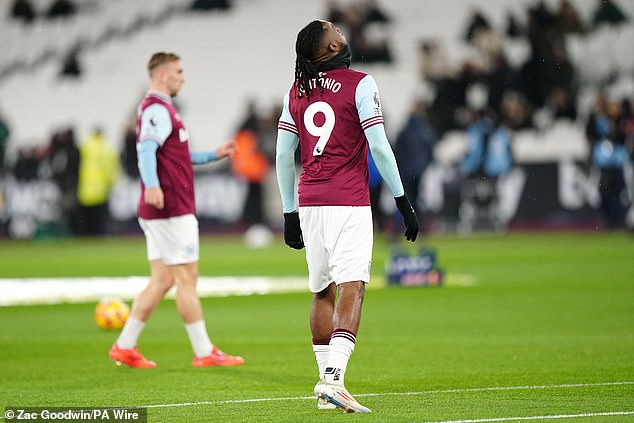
[192,346,244,367]
[109,343,157,368]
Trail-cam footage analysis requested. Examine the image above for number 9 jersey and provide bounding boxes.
[278,68,384,207]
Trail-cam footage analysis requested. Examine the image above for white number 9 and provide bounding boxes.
[304,101,335,156]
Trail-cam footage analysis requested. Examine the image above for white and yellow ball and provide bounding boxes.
[95,297,130,330]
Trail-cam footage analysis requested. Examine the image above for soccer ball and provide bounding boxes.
[95,297,130,330]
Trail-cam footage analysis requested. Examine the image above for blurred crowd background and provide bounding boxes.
[1,0,633,240]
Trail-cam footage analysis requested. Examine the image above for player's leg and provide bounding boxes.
[325,206,372,383]
[311,283,338,409]
[110,260,172,368]
[328,280,364,377]
[311,282,336,370]
[314,281,370,413]
[170,261,202,323]
[130,259,175,321]
[302,208,336,378]
[313,206,372,412]
[170,261,244,367]
[315,282,365,383]
[109,219,177,368]
[119,259,174,345]
[301,206,339,409]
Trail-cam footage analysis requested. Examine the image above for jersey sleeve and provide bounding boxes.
[276,89,300,212]
[137,140,160,188]
[190,151,217,164]
[139,103,172,146]
[277,89,298,135]
[355,75,384,131]
[356,75,404,198]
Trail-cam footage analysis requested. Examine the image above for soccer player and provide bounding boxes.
[275,21,418,412]
[109,52,244,368]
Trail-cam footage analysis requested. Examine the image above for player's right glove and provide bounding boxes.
[283,212,304,249]
[395,194,419,242]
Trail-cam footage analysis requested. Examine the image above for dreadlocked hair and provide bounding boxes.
[293,20,325,100]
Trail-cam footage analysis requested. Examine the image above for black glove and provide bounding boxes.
[283,212,304,249]
[395,195,419,242]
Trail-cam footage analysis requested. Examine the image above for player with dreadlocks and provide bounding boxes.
[276,20,419,413]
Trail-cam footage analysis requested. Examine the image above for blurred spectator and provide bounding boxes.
[547,86,578,122]
[419,39,454,85]
[255,105,281,226]
[46,127,80,233]
[328,1,393,64]
[325,0,345,23]
[10,0,36,24]
[586,95,629,228]
[457,109,513,231]
[394,99,437,217]
[505,11,525,39]
[519,1,572,110]
[519,40,575,112]
[549,47,576,95]
[459,110,513,179]
[499,91,532,130]
[465,12,505,70]
[486,52,516,115]
[585,92,609,142]
[237,99,259,133]
[459,111,493,177]
[189,0,231,12]
[528,0,559,34]
[120,119,138,178]
[76,127,120,235]
[464,9,492,44]
[363,0,391,23]
[619,98,634,151]
[13,147,46,181]
[255,106,278,165]
[429,61,481,135]
[592,0,628,29]
[60,46,82,78]
[0,113,10,173]
[46,0,76,19]
[232,131,268,225]
[231,129,269,226]
[556,0,586,35]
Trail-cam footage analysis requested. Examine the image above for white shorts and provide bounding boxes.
[299,206,373,293]
[138,214,199,265]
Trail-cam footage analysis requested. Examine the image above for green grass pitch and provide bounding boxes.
[0,231,633,422]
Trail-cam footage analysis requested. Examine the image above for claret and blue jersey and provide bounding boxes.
[276,68,405,213]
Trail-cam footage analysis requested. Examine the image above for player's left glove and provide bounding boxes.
[395,194,419,242]
[283,212,304,249]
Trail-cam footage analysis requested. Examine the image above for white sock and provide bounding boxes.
[324,329,356,385]
[116,317,145,350]
[312,343,330,379]
[185,320,214,358]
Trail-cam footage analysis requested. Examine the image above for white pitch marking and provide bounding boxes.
[426,411,634,423]
[134,380,634,409]
[0,381,631,421]
[354,380,634,398]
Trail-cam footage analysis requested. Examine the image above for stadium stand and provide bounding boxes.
[1,0,633,235]
[0,0,632,154]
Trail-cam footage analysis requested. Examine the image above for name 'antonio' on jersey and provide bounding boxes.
[278,68,384,207]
